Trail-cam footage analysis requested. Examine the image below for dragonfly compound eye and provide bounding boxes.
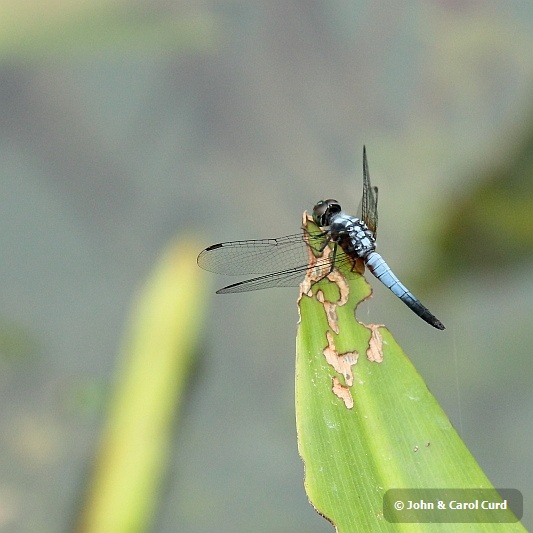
[312,199,341,227]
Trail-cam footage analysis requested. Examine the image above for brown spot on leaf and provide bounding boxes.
[316,290,340,334]
[332,376,354,409]
[366,324,384,363]
[323,331,358,387]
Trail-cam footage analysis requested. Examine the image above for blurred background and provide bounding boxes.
[1,1,532,531]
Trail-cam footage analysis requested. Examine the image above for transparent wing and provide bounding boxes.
[198,233,313,275]
[197,231,357,293]
[212,265,319,293]
[361,146,379,237]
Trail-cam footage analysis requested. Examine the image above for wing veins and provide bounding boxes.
[197,231,328,276]
[215,249,356,293]
[361,146,378,236]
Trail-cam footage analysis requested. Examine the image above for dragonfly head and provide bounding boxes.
[312,199,341,227]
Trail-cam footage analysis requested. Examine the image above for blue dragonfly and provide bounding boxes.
[197,147,445,330]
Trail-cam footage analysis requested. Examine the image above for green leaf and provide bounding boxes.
[0,4,217,61]
[295,217,524,531]
[77,237,210,533]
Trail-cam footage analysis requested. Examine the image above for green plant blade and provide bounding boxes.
[0,4,217,60]
[77,237,209,533]
[295,221,524,532]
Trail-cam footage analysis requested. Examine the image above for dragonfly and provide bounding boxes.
[197,147,445,330]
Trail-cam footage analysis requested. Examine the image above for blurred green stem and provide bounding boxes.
[76,238,208,533]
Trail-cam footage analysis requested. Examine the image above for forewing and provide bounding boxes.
[198,230,358,293]
[197,231,330,276]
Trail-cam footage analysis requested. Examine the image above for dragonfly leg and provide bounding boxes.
[302,226,331,254]
[328,241,337,274]
[317,234,332,253]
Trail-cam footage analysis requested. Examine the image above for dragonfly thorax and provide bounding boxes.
[313,200,376,259]
[328,212,376,259]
